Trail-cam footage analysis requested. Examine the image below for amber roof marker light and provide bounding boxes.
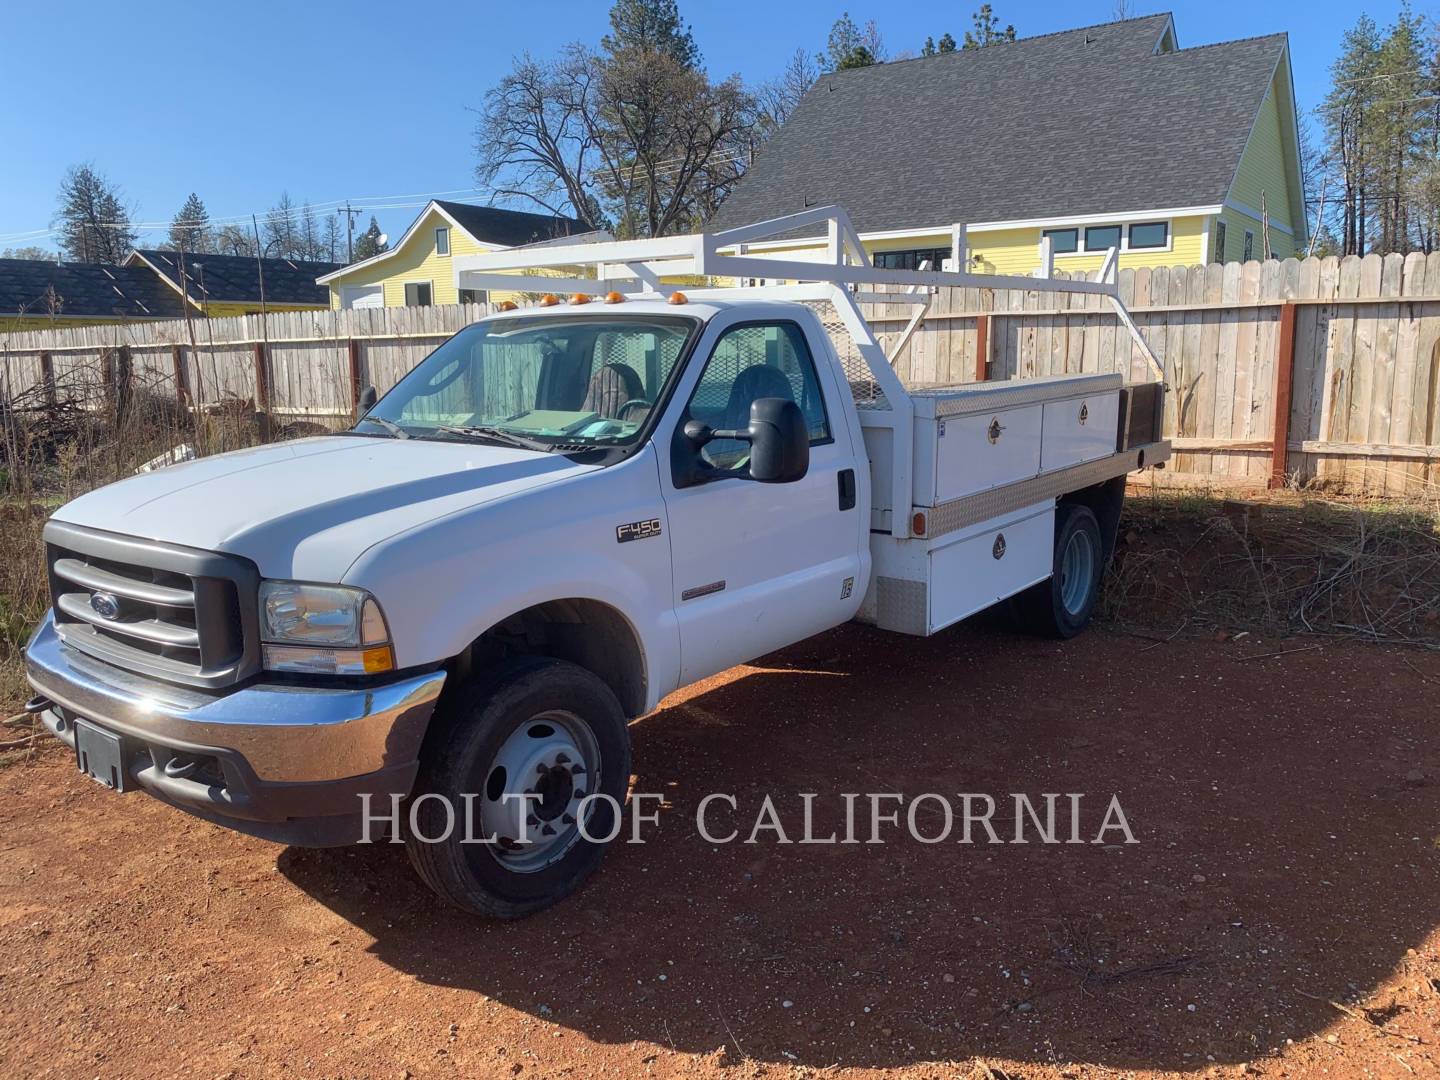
[668,291,688,305]
[496,300,518,312]
[570,292,592,305]
[538,293,560,307]
[604,291,625,304]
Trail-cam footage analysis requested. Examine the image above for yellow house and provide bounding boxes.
[317,201,596,309]
[126,249,342,317]
[710,13,1306,275]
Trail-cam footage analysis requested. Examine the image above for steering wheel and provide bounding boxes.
[616,398,651,422]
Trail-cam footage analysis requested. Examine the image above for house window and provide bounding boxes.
[1128,222,1168,249]
[1042,228,1079,254]
[404,281,432,307]
[1243,231,1254,261]
[872,247,951,271]
[1214,221,1227,262]
[458,288,488,306]
[434,227,450,256]
[1083,225,1122,252]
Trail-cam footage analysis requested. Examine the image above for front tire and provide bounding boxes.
[404,657,631,919]
[1012,503,1103,639]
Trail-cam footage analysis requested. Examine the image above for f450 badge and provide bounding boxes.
[616,518,663,543]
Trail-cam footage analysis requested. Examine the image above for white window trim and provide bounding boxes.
[1049,218,1175,259]
[434,226,450,256]
[404,279,434,307]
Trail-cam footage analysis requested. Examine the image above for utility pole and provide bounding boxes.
[338,202,363,262]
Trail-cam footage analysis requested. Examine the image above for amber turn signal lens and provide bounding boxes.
[496,300,518,311]
[538,293,560,306]
[604,291,625,304]
[570,292,592,305]
[668,291,688,305]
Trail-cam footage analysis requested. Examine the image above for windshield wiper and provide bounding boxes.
[359,416,410,440]
[434,425,553,452]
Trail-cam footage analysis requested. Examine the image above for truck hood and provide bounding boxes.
[51,436,598,579]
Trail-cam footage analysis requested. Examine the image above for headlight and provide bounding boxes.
[258,581,394,675]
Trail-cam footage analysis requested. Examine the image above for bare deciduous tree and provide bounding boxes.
[757,47,819,133]
[475,47,605,224]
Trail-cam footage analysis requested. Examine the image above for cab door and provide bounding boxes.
[659,313,866,685]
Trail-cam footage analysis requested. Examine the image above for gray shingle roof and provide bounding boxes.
[133,249,343,306]
[710,15,1289,237]
[0,259,188,320]
[436,201,593,247]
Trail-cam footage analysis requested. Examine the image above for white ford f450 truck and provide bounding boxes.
[25,208,1169,917]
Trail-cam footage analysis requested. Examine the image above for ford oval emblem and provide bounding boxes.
[90,592,122,620]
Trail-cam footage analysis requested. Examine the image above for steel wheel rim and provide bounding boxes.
[1059,529,1096,616]
[481,709,601,874]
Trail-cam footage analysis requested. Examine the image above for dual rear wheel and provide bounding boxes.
[1012,502,1104,639]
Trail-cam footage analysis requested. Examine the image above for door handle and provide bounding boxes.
[837,468,856,511]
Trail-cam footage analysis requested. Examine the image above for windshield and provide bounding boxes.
[356,314,698,449]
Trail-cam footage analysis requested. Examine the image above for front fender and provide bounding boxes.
[344,446,681,710]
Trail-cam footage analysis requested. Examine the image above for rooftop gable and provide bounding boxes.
[710,15,1289,236]
[130,249,343,306]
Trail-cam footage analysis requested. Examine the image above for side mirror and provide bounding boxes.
[683,397,808,484]
[746,397,809,483]
[357,385,377,417]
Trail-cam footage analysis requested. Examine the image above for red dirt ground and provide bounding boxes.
[2,622,1438,1079]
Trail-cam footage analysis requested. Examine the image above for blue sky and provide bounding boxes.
[0,0,1414,252]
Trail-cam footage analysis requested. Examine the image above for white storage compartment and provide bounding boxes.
[1040,391,1121,472]
[906,373,1123,508]
[860,500,1055,635]
[914,407,1042,506]
[928,502,1054,633]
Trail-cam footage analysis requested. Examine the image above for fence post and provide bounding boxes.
[253,341,270,412]
[170,344,190,405]
[114,345,134,424]
[39,350,55,406]
[1269,301,1297,489]
[974,314,990,382]
[347,338,364,417]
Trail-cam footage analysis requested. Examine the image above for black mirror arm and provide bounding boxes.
[683,420,752,447]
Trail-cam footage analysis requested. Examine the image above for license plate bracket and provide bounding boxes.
[74,720,127,792]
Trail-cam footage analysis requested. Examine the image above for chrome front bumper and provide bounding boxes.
[25,612,446,845]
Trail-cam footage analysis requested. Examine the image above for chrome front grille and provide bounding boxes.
[44,520,261,689]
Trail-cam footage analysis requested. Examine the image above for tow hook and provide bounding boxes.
[23,695,51,715]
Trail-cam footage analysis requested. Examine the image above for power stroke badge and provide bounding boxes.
[616,519,663,543]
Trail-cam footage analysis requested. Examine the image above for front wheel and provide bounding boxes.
[1012,503,1103,639]
[404,656,631,919]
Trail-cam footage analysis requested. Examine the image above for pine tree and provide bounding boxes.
[168,192,212,253]
[963,5,1016,49]
[938,32,957,53]
[823,12,883,71]
[1322,16,1382,255]
[923,36,936,57]
[602,0,700,67]
[55,164,135,263]
[353,216,388,261]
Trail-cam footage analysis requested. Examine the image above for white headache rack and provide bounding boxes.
[454,206,1167,542]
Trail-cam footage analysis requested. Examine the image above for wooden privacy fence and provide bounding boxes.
[0,303,494,429]
[862,251,1440,496]
[5,253,1440,495]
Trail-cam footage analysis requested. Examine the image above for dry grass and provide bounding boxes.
[1104,485,1440,648]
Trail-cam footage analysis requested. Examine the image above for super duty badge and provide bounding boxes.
[616,519,663,543]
